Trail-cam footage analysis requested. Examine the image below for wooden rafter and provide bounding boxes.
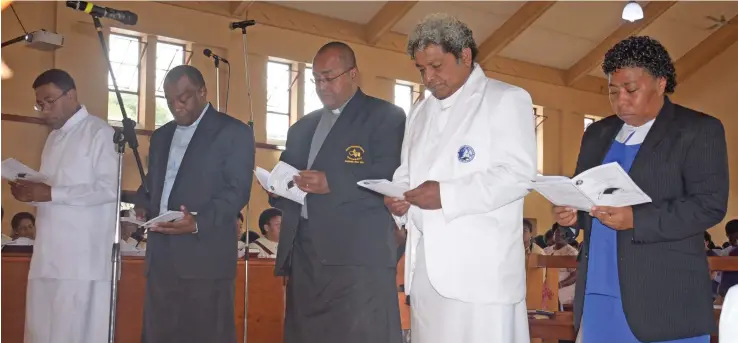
[365,1,417,45]
[564,1,676,86]
[477,1,556,65]
[676,14,738,84]
[231,0,255,17]
[158,1,609,95]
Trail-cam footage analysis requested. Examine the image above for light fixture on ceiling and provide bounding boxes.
[622,1,644,22]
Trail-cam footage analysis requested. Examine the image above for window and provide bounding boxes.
[154,41,185,127]
[584,117,595,131]
[266,61,292,144]
[304,66,322,114]
[394,83,413,116]
[107,34,141,123]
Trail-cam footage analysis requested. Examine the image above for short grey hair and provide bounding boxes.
[406,13,478,61]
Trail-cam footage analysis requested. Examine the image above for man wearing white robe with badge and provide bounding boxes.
[385,14,536,343]
[10,69,117,343]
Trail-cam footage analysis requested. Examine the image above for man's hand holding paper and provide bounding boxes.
[294,170,330,194]
[404,180,442,210]
[150,205,198,235]
[384,196,410,216]
[10,179,51,202]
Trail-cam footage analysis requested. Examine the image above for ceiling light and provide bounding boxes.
[622,1,644,22]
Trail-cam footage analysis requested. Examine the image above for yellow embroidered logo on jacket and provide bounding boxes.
[345,145,365,164]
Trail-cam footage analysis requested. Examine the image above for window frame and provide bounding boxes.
[107,32,144,124]
[393,82,414,116]
[303,65,323,116]
[584,116,596,131]
[154,40,186,127]
[266,60,293,145]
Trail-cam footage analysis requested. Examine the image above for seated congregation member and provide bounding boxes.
[249,208,282,258]
[386,13,536,343]
[8,211,36,245]
[553,36,728,343]
[524,219,544,255]
[119,210,143,252]
[543,224,578,307]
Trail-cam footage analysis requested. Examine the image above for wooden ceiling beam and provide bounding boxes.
[477,1,556,65]
[676,15,738,84]
[158,1,609,95]
[231,1,255,17]
[564,1,677,86]
[365,1,417,45]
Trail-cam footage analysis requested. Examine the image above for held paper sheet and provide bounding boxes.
[254,161,306,205]
[357,179,409,199]
[122,210,197,228]
[2,158,48,183]
[532,162,652,211]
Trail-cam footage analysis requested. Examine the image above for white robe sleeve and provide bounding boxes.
[391,106,416,226]
[50,127,118,206]
[439,87,536,222]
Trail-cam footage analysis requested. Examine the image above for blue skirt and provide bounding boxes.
[582,294,709,343]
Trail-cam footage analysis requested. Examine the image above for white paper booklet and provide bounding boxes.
[1,158,48,183]
[357,179,409,199]
[531,162,652,212]
[121,210,196,228]
[254,162,306,205]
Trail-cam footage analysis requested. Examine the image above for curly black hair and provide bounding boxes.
[602,36,677,94]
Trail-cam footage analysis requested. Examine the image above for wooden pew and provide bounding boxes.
[1,253,285,343]
[526,254,738,343]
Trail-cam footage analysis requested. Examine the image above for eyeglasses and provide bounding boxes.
[34,90,69,112]
[310,66,355,85]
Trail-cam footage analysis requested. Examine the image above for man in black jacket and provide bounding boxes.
[270,41,406,343]
[135,65,255,343]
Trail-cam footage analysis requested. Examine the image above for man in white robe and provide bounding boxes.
[385,14,536,343]
[10,69,117,343]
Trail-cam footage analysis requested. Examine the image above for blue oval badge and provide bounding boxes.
[457,145,475,163]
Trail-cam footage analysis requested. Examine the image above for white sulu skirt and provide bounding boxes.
[410,238,530,343]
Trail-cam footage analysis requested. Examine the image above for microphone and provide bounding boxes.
[65,1,138,26]
[229,20,256,30]
[203,48,229,64]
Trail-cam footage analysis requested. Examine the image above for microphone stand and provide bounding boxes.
[237,24,255,343]
[212,57,221,111]
[89,15,150,343]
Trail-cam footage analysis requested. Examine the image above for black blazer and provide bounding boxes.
[271,89,406,276]
[572,97,729,341]
[136,105,255,279]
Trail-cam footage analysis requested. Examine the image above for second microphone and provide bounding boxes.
[203,48,229,64]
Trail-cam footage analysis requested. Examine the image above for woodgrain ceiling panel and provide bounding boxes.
[391,1,515,43]
[534,1,645,42]
[499,27,596,69]
[268,1,386,24]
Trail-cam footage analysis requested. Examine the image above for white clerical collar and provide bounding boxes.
[58,105,89,133]
[439,83,465,110]
[329,90,356,115]
[616,118,655,145]
[178,103,209,129]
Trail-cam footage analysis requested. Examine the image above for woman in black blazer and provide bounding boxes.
[553,36,729,343]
